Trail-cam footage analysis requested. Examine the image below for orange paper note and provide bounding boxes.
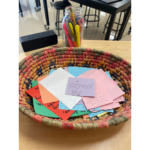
[37,75,58,103]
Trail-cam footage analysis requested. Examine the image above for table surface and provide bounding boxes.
[71,0,131,13]
[19,40,131,150]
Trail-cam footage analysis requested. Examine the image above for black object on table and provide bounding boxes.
[19,30,58,52]
[69,0,131,40]
[99,0,122,4]
[54,1,71,36]
[19,1,23,17]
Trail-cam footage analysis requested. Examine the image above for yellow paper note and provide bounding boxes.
[97,112,107,117]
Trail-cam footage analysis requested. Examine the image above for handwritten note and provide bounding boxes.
[92,69,125,100]
[26,83,75,120]
[37,76,58,103]
[39,68,81,109]
[83,80,114,109]
[100,102,120,110]
[65,77,95,97]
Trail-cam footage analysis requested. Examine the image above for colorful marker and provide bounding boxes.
[75,25,80,47]
[70,7,76,27]
[69,22,76,40]
[65,21,77,47]
[63,23,74,47]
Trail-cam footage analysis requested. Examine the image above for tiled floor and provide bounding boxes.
[19,0,131,54]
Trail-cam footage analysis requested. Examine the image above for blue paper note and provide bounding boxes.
[88,109,114,118]
[105,71,113,80]
[49,69,56,75]
[59,101,101,111]
[68,67,93,77]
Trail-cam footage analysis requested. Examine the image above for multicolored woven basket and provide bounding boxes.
[19,47,131,130]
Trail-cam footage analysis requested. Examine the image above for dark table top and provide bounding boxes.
[71,0,131,13]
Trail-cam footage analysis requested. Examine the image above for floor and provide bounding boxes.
[19,0,131,54]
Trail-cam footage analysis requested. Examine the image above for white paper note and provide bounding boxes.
[39,68,81,109]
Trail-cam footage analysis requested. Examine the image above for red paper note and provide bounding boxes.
[26,85,75,120]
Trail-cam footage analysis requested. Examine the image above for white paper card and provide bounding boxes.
[39,68,81,109]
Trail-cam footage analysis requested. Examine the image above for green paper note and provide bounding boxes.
[32,81,59,118]
[32,81,91,118]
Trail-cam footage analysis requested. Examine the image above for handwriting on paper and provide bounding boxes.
[65,77,95,97]
[83,80,113,109]
[39,68,81,109]
[26,84,75,120]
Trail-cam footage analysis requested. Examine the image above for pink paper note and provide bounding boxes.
[82,80,114,109]
[114,96,125,102]
[89,69,125,100]
[100,102,120,110]
[77,69,124,110]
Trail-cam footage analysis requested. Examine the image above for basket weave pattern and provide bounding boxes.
[19,47,131,130]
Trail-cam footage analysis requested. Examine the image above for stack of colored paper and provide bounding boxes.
[26,67,125,120]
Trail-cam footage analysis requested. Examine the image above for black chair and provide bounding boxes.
[103,10,126,40]
[35,0,41,12]
[50,0,54,7]
[19,1,23,17]
[128,26,131,34]
[53,1,71,36]
[84,7,100,28]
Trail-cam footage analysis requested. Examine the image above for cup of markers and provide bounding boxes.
[62,6,84,47]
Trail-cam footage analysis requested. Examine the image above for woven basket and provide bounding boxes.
[19,47,131,130]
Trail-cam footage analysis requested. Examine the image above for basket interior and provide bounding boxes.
[19,47,131,129]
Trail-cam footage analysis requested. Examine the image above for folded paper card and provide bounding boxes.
[39,68,81,109]
[65,77,95,97]
[37,76,58,103]
[26,84,75,120]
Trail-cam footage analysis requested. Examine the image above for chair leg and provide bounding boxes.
[103,14,111,33]
[58,10,60,36]
[86,7,90,28]
[84,7,87,21]
[97,10,100,27]
[114,12,122,40]
[94,9,97,22]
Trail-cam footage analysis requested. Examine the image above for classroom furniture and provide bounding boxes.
[19,1,23,17]
[84,7,100,28]
[69,0,131,40]
[128,26,131,34]
[53,1,71,36]
[19,39,131,150]
[103,10,126,40]
[35,0,41,12]
[50,0,54,6]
